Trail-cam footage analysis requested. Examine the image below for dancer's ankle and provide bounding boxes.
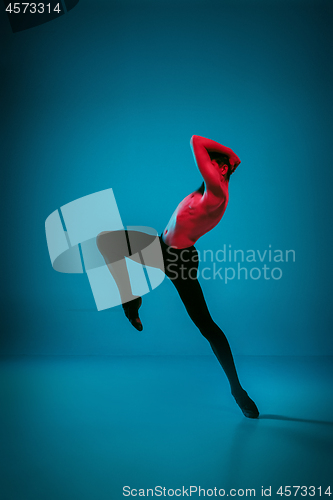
[231,385,245,398]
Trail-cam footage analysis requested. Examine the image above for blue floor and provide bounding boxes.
[1,356,332,500]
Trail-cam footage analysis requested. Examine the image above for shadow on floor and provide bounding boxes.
[259,414,333,426]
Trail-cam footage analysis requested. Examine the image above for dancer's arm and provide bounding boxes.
[190,135,241,189]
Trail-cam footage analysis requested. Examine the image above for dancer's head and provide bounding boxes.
[209,152,232,181]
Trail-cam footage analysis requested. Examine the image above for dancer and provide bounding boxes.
[97,135,259,418]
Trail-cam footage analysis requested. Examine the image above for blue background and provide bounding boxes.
[1,0,332,356]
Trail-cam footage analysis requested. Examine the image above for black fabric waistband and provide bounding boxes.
[159,234,196,254]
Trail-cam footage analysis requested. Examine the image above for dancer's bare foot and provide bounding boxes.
[122,297,143,331]
[232,389,259,419]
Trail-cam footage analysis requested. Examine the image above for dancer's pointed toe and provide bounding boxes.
[232,390,259,419]
[131,318,143,331]
[123,297,143,331]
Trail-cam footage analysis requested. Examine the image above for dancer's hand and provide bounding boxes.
[122,297,143,331]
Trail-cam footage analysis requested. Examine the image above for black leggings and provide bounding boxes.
[97,229,244,395]
[159,236,243,394]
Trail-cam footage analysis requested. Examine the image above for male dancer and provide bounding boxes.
[97,135,259,418]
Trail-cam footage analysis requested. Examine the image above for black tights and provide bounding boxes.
[97,230,258,416]
[159,236,243,395]
[97,229,244,395]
